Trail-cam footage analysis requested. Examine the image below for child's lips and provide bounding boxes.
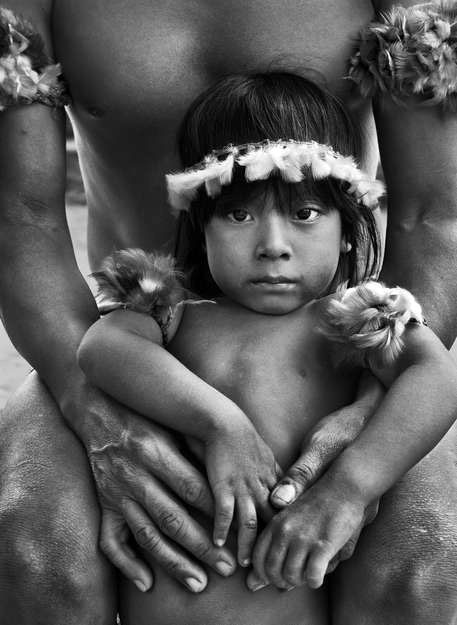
[250,276,298,290]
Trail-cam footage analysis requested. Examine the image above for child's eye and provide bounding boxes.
[227,209,253,223]
[293,206,320,222]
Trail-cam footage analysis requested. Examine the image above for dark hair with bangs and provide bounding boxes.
[173,72,380,296]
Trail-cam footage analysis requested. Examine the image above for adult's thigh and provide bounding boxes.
[331,421,457,625]
[0,372,117,625]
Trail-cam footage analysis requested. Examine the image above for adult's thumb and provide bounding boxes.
[270,459,318,508]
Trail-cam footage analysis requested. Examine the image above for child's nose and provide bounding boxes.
[255,214,292,260]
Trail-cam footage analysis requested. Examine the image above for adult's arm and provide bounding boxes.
[371,0,457,345]
[0,0,236,593]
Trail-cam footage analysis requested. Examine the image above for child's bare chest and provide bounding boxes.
[169,302,359,467]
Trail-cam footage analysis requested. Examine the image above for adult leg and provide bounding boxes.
[331,421,457,625]
[0,372,117,625]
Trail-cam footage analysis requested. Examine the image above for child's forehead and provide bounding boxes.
[215,177,329,208]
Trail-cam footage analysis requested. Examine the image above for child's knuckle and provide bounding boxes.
[278,520,294,539]
[218,505,233,519]
[283,569,299,586]
[315,537,332,554]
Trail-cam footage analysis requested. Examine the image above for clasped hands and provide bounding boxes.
[71,374,382,594]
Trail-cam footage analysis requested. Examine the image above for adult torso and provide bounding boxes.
[53,0,377,267]
[118,298,359,625]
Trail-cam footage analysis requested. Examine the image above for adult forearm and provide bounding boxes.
[375,101,457,347]
[0,217,99,404]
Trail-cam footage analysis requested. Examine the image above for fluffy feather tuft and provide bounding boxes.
[0,8,69,111]
[321,281,424,368]
[348,1,457,109]
[92,249,187,321]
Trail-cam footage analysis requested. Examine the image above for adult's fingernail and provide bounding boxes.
[185,577,206,593]
[215,560,235,577]
[134,579,149,593]
[272,484,296,504]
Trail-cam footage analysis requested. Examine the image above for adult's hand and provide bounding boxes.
[270,371,384,508]
[62,381,237,594]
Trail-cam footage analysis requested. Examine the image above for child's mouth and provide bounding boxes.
[251,276,297,291]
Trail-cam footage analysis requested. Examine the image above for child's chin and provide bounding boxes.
[245,294,310,316]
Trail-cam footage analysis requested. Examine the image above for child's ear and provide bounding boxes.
[340,238,352,254]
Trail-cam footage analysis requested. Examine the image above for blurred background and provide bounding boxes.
[0,120,89,407]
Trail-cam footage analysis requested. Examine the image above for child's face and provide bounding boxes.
[204,187,346,314]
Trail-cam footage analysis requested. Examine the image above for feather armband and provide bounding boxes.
[0,8,69,111]
[321,281,425,368]
[348,2,457,109]
[92,249,188,344]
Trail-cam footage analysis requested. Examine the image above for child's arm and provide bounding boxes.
[78,307,281,566]
[248,287,457,591]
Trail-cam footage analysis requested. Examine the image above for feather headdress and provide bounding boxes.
[0,8,69,111]
[166,140,385,214]
[348,1,457,108]
[321,281,425,368]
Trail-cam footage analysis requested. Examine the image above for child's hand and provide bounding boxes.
[248,473,369,590]
[205,416,282,567]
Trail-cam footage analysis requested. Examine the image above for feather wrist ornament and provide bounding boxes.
[166,140,385,214]
[348,1,457,108]
[321,281,425,368]
[92,249,188,344]
[0,7,69,111]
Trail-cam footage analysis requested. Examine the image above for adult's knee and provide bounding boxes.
[334,506,457,625]
[0,470,117,625]
[0,377,117,624]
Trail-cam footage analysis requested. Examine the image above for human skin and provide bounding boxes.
[83,287,361,625]
[78,193,457,625]
[1,0,457,624]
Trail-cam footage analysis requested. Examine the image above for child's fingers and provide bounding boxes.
[282,543,308,587]
[213,490,235,547]
[306,543,335,589]
[257,492,276,523]
[249,527,273,590]
[236,496,258,567]
[263,538,290,588]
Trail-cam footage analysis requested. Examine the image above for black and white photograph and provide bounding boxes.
[1,1,457,624]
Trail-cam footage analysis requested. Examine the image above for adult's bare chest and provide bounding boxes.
[169,302,358,466]
[55,0,372,122]
[52,0,376,262]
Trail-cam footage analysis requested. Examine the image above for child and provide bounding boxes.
[78,72,457,625]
